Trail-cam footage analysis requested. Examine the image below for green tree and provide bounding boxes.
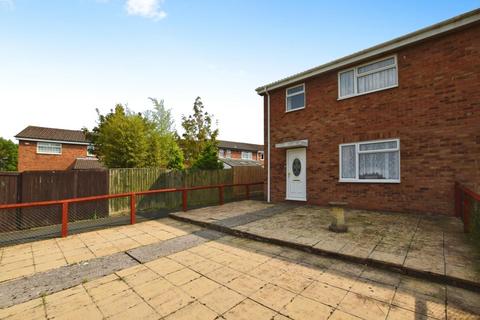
[191,142,223,170]
[167,142,184,170]
[180,97,219,166]
[85,104,154,168]
[0,138,18,171]
[144,98,184,170]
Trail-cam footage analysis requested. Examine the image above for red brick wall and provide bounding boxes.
[219,149,264,161]
[18,141,89,171]
[263,24,480,215]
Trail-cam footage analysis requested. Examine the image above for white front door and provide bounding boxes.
[286,148,306,201]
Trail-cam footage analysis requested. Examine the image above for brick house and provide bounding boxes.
[218,140,264,162]
[256,9,480,215]
[15,126,103,171]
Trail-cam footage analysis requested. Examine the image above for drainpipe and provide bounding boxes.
[264,86,271,203]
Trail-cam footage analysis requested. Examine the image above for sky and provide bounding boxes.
[0,0,478,144]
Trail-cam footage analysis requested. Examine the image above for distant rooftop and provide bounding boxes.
[218,140,263,152]
[15,126,88,144]
[220,158,263,168]
[72,158,105,170]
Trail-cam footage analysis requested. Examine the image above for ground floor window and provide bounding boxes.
[339,139,400,183]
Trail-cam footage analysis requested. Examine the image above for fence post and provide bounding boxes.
[245,184,250,200]
[61,202,68,237]
[130,193,136,225]
[463,198,470,233]
[454,182,461,217]
[219,186,224,205]
[182,189,188,211]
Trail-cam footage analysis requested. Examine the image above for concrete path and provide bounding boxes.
[170,200,480,291]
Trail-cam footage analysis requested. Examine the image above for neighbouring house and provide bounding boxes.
[256,9,480,215]
[15,126,104,171]
[218,140,264,162]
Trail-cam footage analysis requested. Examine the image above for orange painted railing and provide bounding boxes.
[0,182,263,238]
[454,182,480,233]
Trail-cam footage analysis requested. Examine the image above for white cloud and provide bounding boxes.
[125,0,167,21]
[0,0,14,10]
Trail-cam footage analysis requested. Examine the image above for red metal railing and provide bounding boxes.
[0,182,263,238]
[455,182,480,233]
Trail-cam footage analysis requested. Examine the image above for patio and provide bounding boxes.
[0,222,479,319]
[0,203,478,319]
[171,200,480,289]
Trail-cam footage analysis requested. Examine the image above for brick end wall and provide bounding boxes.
[18,141,89,171]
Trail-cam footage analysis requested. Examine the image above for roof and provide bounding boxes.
[15,126,89,144]
[256,8,480,94]
[220,158,263,168]
[72,158,106,170]
[218,140,264,152]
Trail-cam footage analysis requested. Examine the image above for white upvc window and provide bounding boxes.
[226,150,232,158]
[37,142,62,155]
[87,145,95,157]
[241,151,252,160]
[338,55,398,99]
[218,149,224,158]
[339,139,400,183]
[285,84,305,112]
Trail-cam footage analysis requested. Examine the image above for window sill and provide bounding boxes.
[36,152,62,155]
[339,179,400,184]
[337,84,398,101]
[285,106,305,113]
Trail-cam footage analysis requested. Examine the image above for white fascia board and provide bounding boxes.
[16,137,90,146]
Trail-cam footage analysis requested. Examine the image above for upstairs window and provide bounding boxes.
[340,139,400,183]
[226,150,232,158]
[338,56,398,99]
[218,149,225,158]
[87,145,95,157]
[286,84,305,112]
[241,151,252,160]
[37,142,62,155]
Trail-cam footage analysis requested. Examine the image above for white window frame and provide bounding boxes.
[339,138,400,183]
[226,150,232,159]
[241,151,253,160]
[87,144,95,157]
[285,83,305,112]
[338,55,398,100]
[37,142,62,155]
[218,149,225,158]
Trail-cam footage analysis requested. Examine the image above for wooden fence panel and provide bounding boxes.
[184,169,233,206]
[109,168,236,213]
[0,173,20,205]
[0,173,20,233]
[0,170,108,232]
[232,167,264,198]
[109,168,168,214]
